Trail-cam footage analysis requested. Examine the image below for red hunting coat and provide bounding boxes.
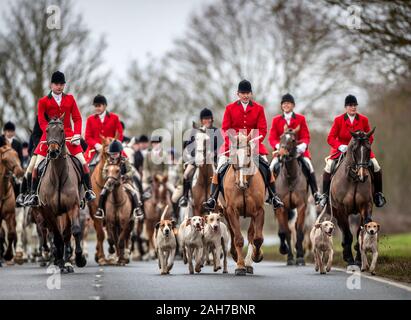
[327,113,375,159]
[220,100,268,155]
[268,112,311,158]
[84,111,123,162]
[34,92,83,157]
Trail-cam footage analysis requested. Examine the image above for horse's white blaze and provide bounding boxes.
[360,145,365,180]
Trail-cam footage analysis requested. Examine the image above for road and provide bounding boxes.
[0,242,410,300]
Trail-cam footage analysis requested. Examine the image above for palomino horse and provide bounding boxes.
[329,129,375,266]
[0,142,24,264]
[274,125,309,266]
[103,162,134,265]
[144,174,173,259]
[88,135,115,265]
[191,125,215,216]
[222,132,265,276]
[36,116,87,272]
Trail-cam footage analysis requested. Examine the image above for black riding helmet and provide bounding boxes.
[108,140,123,154]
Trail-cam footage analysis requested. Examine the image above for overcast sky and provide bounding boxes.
[0,0,208,82]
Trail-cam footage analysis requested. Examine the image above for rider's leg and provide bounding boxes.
[132,174,145,216]
[17,156,37,204]
[74,153,96,202]
[179,163,196,207]
[203,155,228,211]
[259,156,283,209]
[371,158,386,207]
[125,183,144,219]
[319,159,333,208]
[301,157,321,204]
[142,170,152,200]
[25,155,45,207]
[95,187,108,219]
[269,156,280,177]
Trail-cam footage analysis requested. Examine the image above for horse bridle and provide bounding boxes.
[278,131,298,163]
[348,137,371,181]
[46,120,67,158]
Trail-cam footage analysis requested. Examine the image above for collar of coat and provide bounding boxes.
[344,113,360,121]
[93,111,111,118]
[282,112,296,119]
[236,100,254,107]
[47,91,67,99]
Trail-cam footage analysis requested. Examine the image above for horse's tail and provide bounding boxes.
[160,205,169,221]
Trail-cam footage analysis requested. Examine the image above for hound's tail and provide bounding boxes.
[160,205,169,221]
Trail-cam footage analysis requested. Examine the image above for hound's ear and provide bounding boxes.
[377,224,380,231]
[218,212,224,219]
[315,223,322,229]
[155,222,160,230]
[171,220,177,228]
[186,218,191,226]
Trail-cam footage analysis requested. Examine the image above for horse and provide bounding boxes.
[103,161,134,265]
[221,131,265,276]
[191,125,215,216]
[274,125,309,266]
[35,116,87,272]
[144,174,173,259]
[0,142,24,264]
[88,135,115,265]
[329,128,375,266]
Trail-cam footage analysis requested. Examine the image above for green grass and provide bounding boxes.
[262,233,411,283]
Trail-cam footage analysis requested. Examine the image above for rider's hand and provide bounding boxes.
[71,134,81,146]
[296,143,307,154]
[338,144,348,153]
[275,143,280,150]
[95,143,103,152]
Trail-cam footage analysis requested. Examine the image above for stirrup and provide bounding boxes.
[203,198,216,211]
[85,190,96,202]
[16,193,26,205]
[133,208,144,220]
[271,195,284,209]
[319,194,328,208]
[374,192,386,208]
[313,192,322,205]
[178,196,188,208]
[95,208,105,220]
[142,191,151,201]
[25,194,40,207]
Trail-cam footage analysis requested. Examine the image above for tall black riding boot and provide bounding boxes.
[202,174,219,211]
[178,179,191,207]
[82,165,96,202]
[25,170,40,207]
[16,174,29,205]
[95,188,108,219]
[266,181,284,209]
[373,170,386,208]
[319,172,331,208]
[130,191,144,219]
[308,172,321,204]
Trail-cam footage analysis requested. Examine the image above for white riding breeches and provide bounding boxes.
[324,157,381,173]
[34,152,86,169]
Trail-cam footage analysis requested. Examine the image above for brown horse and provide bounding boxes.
[222,132,265,276]
[36,116,87,272]
[274,126,309,266]
[191,127,214,216]
[103,162,134,265]
[144,174,173,259]
[329,128,375,266]
[88,135,115,265]
[0,142,24,264]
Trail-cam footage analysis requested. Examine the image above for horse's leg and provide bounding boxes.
[62,216,74,273]
[226,207,246,275]
[337,214,355,265]
[276,207,294,265]
[68,205,87,268]
[14,207,25,264]
[295,203,307,266]
[4,210,17,263]
[89,202,106,265]
[244,219,255,274]
[146,220,156,260]
[252,207,265,264]
[226,219,237,262]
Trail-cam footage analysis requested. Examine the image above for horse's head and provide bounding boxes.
[228,131,253,190]
[46,114,66,159]
[153,174,168,211]
[348,127,375,183]
[104,162,121,191]
[193,123,212,166]
[100,135,116,159]
[278,125,299,161]
[0,143,24,178]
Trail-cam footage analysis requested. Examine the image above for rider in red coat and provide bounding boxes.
[203,80,283,211]
[84,94,124,162]
[268,93,321,204]
[319,94,386,208]
[25,71,96,207]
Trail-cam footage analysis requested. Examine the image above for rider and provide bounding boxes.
[84,94,124,163]
[178,108,223,207]
[319,94,386,208]
[95,140,144,219]
[203,80,284,211]
[25,71,96,207]
[268,93,321,204]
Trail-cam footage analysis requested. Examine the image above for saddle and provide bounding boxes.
[330,153,374,177]
[273,157,311,180]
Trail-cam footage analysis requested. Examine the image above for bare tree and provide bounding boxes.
[0,0,109,134]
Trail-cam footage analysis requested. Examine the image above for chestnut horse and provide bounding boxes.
[222,132,265,276]
[0,142,24,264]
[144,174,173,259]
[329,128,375,266]
[191,126,214,216]
[36,116,87,272]
[274,126,309,266]
[103,162,134,265]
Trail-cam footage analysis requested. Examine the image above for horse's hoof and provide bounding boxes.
[39,260,47,267]
[354,260,362,267]
[252,249,264,263]
[195,266,202,273]
[235,268,246,276]
[326,267,331,272]
[14,254,24,265]
[223,270,228,274]
[214,266,222,272]
[66,265,75,273]
[246,266,254,274]
[94,254,99,263]
[97,257,107,266]
[371,271,376,276]
[5,260,15,266]
[320,271,326,275]
[75,254,87,268]
[279,244,289,255]
[287,258,295,266]
[296,258,305,266]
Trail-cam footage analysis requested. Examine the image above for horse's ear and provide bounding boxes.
[350,130,357,138]
[283,124,288,132]
[293,125,300,133]
[114,130,119,141]
[59,113,65,121]
[366,127,376,138]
